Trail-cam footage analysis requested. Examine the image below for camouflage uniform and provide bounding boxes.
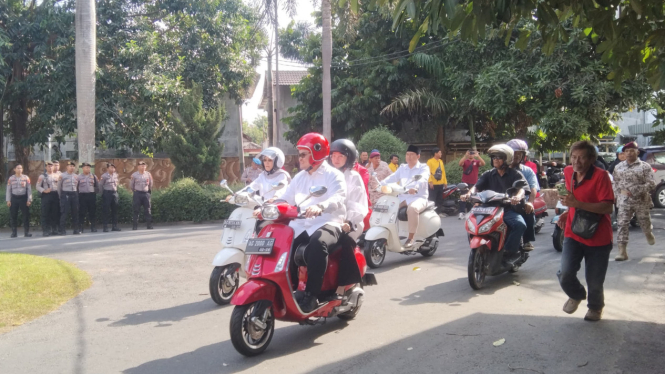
[612,159,656,245]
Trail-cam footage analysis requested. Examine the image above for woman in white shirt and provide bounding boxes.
[248,147,292,201]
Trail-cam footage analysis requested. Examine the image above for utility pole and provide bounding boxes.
[75,0,96,169]
[321,0,332,139]
[273,0,280,145]
[237,104,245,174]
[266,49,274,146]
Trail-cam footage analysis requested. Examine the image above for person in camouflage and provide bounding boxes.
[612,141,656,261]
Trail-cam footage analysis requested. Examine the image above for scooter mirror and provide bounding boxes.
[457,182,469,190]
[309,186,328,197]
[512,180,528,188]
[220,179,228,187]
[271,182,286,190]
[412,175,423,182]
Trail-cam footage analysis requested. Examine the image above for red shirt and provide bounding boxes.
[525,161,538,176]
[353,162,371,207]
[461,159,481,184]
[563,165,614,246]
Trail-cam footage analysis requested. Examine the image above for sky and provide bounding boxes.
[241,0,317,124]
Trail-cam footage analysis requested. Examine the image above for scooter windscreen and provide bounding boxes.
[473,190,506,204]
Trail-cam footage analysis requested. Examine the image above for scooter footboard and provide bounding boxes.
[231,280,285,317]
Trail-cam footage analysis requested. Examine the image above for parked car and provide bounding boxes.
[639,146,665,208]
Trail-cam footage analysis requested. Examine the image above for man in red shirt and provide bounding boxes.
[458,150,486,219]
[524,155,538,176]
[556,140,614,322]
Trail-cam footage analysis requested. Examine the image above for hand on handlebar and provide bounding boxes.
[253,208,261,218]
[510,196,522,205]
[524,202,534,214]
[342,223,351,233]
[304,205,323,218]
[408,188,418,195]
[460,193,470,202]
[224,195,233,202]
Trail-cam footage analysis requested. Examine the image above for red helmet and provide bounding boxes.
[296,133,329,167]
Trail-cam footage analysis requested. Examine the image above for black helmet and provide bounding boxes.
[329,139,357,171]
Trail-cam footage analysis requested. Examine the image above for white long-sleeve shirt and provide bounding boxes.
[381,161,430,205]
[279,161,346,236]
[248,169,292,201]
[344,169,369,240]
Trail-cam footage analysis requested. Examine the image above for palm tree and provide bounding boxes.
[75,0,96,165]
[322,0,332,139]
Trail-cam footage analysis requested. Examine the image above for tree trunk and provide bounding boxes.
[10,61,31,172]
[0,104,4,182]
[321,0,332,139]
[468,116,476,151]
[437,125,445,163]
[273,0,280,146]
[75,0,96,167]
[266,50,274,146]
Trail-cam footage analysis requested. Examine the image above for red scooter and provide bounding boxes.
[458,181,530,290]
[229,186,377,356]
[533,194,548,234]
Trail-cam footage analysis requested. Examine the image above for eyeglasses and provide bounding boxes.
[298,153,309,159]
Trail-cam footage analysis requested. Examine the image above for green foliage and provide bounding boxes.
[357,127,408,163]
[443,155,492,185]
[163,84,224,183]
[243,115,268,145]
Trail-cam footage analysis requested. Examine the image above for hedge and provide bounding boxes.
[443,154,493,185]
[0,178,234,228]
[357,127,408,163]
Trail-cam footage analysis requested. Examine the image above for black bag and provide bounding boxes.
[463,161,474,176]
[570,173,601,239]
[434,161,443,181]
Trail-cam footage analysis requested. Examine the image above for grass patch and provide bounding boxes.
[0,253,92,334]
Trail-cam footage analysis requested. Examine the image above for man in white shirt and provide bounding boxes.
[278,133,347,312]
[381,145,430,247]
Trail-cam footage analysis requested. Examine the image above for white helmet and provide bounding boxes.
[506,139,528,152]
[487,144,514,166]
[258,147,285,173]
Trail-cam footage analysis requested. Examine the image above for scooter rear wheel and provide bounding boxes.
[552,226,564,252]
[468,247,487,290]
[230,302,274,357]
[209,265,239,306]
[364,240,386,268]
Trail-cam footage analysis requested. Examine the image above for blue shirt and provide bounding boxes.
[519,164,540,192]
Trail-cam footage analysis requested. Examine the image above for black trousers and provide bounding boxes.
[79,193,96,226]
[290,225,341,296]
[41,192,59,232]
[337,234,362,287]
[102,191,119,226]
[10,194,30,231]
[428,184,445,208]
[60,191,79,231]
[132,191,152,224]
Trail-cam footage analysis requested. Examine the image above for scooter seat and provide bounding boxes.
[397,201,436,221]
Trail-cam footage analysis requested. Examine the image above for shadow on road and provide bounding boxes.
[109,299,219,327]
[122,319,350,374]
[395,274,517,306]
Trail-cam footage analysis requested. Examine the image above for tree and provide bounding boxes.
[164,84,225,183]
[243,115,268,145]
[76,0,96,165]
[381,0,665,89]
[357,127,407,162]
[322,0,333,139]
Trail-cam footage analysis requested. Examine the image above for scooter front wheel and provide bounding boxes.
[552,226,564,252]
[364,240,387,268]
[468,247,487,290]
[209,265,239,306]
[230,302,275,357]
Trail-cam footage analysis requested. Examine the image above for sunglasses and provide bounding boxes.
[298,152,310,159]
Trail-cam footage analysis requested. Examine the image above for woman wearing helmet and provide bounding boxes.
[507,139,538,251]
[278,133,348,313]
[249,147,292,200]
[608,145,625,174]
[461,144,530,261]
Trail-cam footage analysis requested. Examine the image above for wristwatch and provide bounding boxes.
[316,203,325,211]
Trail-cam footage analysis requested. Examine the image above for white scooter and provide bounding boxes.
[209,180,284,305]
[363,174,444,268]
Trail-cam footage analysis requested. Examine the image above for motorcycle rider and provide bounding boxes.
[329,139,369,299]
[507,139,538,251]
[228,147,292,205]
[380,145,430,248]
[277,133,347,313]
[461,144,530,261]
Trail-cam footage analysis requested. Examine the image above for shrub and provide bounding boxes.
[357,127,408,163]
[444,154,492,185]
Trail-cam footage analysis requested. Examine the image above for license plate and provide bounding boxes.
[223,220,242,229]
[471,207,495,215]
[245,238,275,255]
[374,205,389,213]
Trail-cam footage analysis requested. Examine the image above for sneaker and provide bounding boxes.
[523,242,535,252]
[298,292,319,313]
[563,298,582,314]
[646,232,655,246]
[458,213,465,220]
[438,213,448,218]
[584,309,603,321]
[404,239,414,248]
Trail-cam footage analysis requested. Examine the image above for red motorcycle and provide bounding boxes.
[229,186,377,356]
[533,194,548,234]
[458,181,530,290]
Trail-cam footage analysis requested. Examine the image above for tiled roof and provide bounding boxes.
[271,70,308,86]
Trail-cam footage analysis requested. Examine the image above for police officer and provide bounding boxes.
[130,161,154,230]
[58,161,80,235]
[99,163,121,232]
[77,162,99,233]
[51,161,63,235]
[36,162,59,236]
[6,164,33,238]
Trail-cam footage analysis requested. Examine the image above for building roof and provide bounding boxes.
[259,70,308,109]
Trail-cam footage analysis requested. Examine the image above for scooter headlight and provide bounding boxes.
[234,193,249,205]
[466,219,476,233]
[261,205,280,220]
[381,185,393,194]
[478,217,499,234]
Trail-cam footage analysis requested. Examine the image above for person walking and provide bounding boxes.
[99,163,121,232]
[130,161,154,230]
[359,151,370,167]
[36,162,59,236]
[240,159,262,185]
[365,150,392,205]
[612,141,656,261]
[58,161,80,235]
[426,147,447,216]
[607,146,625,174]
[6,164,33,238]
[77,163,99,233]
[556,141,614,321]
[388,154,400,173]
[458,150,485,219]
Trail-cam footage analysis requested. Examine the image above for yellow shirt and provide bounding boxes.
[388,162,399,173]
[427,157,447,185]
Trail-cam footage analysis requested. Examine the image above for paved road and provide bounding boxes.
[1,210,665,374]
